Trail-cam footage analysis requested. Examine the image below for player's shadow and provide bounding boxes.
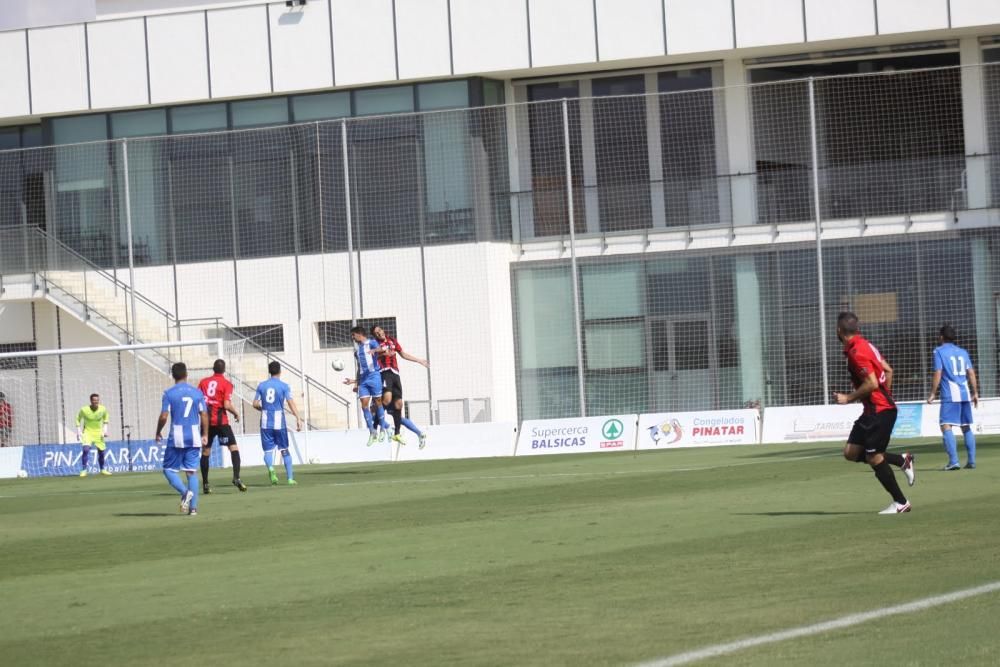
[113,512,177,517]
[733,510,866,516]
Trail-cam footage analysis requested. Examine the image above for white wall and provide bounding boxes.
[0,303,34,343]
[88,18,149,109]
[331,0,397,86]
[146,11,210,103]
[27,24,90,114]
[528,0,596,68]
[394,0,451,80]
[876,0,950,34]
[207,5,271,98]
[5,0,1000,120]
[268,1,333,93]
[0,30,31,117]
[595,0,664,61]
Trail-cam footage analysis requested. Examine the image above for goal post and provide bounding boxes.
[0,339,224,475]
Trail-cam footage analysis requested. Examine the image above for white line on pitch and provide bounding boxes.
[636,581,1000,667]
[0,453,833,500]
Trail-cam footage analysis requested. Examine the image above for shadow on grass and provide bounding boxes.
[113,512,177,517]
[734,510,868,516]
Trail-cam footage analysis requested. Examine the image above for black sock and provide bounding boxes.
[872,461,907,505]
[231,450,241,480]
[392,406,403,436]
[97,449,105,469]
[884,452,904,467]
[200,455,210,486]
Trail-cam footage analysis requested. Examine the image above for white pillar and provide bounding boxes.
[971,239,996,395]
[960,37,991,209]
[723,59,756,226]
[735,256,764,403]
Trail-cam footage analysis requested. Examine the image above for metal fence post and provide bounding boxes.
[122,139,143,434]
[563,99,587,418]
[808,78,831,404]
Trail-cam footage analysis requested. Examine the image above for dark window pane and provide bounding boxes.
[593,75,650,231]
[291,92,350,122]
[231,98,288,128]
[317,317,397,349]
[226,324,285,353]
[170,104,227,133]
[674,320,710,370]
[527,82,583,237]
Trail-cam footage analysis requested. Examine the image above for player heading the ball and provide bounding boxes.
[343,325,391,446]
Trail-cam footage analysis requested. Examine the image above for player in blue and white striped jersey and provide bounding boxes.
[155,362,208,515]
[343,325,391,446]
[253,361,302,486]
[927,325,980,470]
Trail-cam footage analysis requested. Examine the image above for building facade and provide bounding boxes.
[1,0,1000,442]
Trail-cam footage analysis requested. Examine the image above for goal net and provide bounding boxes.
[0,340,223,476]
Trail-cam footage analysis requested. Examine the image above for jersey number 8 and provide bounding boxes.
[265,388,276,403]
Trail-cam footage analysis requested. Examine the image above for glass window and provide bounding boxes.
[291,92,350,121]
[0,128,19,150]
[226,324,285,353]
[585,323,643,369]
[111,109,167,138]
[592,75,650,232]
[170,104,227,133]
[51,115,108,144]
[354,86,414,115]
[21,126,42,148]
[483,79,505,106]
[417,81,469,111]
[231,97,288,128]
[515,266,577,369]
[527,81,583,237]
[582,262,642,319]
[659,68,724,227]
[750,53,963,223]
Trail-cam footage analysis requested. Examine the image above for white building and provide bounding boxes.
[1,0,999,445]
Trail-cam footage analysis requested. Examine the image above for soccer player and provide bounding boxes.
[927,324,979,470]
[343,326,391,446]
[833,312,915,514]
[0,392,12,447]
[253,361,302,486]
[155,363,207,516]
[371,324,428,449]
[198,359,246,493]
[76,393,111,477]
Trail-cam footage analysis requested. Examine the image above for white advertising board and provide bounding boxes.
[395,422,517,462]
[761,404,863,443]
[637,409,759,450]
[515,414,637,456]
[0,446,23,478]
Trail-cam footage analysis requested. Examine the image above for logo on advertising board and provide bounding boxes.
[789,414,854,440]
[19,441,222,477]
[600,419,625,449]
[647,419,683,446]
[891,403,923,438]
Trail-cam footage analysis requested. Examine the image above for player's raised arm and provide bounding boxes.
[398,350,430,369]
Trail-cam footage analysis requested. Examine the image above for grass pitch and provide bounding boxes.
[1,438,998,666]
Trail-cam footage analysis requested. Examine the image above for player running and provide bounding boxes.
[371,324,428,449]
[927,325,979,470]
[253,361,302,486]
[198,359,246,493]
[343,326,391,446]
[76,393,111,477]
[834,312,915,515]
[155,363,207,516]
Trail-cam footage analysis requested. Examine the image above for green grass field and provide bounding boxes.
[1,438,998,666]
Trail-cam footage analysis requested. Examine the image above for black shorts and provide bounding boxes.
[207,424,237,448]
[381,370,403,400]
[848,409,897,454]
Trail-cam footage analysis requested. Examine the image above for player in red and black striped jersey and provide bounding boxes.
[372,324,429,449]
[833,312,914,514]
[197,359,246,493]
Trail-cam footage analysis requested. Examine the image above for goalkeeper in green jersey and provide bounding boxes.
[76,393,111,477]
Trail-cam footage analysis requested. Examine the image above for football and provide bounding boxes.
[331,358,345,371]
[17,469,28,479]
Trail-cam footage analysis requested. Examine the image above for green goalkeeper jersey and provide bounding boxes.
[77,405,109,434]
